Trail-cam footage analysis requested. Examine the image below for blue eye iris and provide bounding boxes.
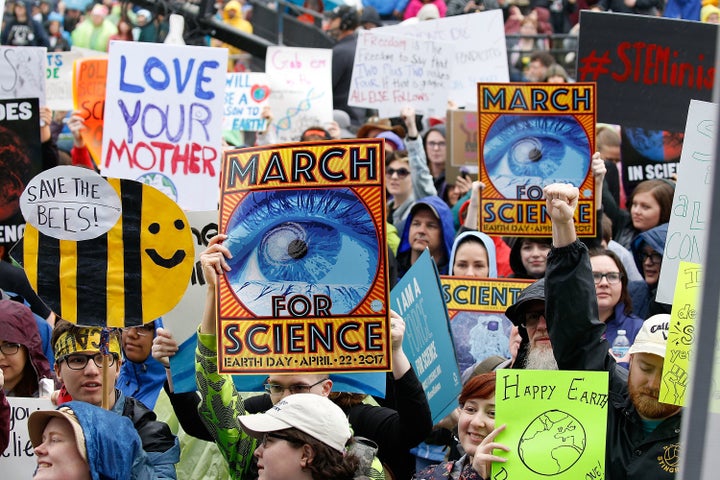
[225,188,379,316]
[483,115,591,198]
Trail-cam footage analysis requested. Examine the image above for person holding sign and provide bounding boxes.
[543,182,681,480]
[28,400,153,479]
[413,372,508,480]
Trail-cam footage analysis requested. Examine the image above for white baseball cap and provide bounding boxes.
[628,314,670,358]
[238,394,351,453]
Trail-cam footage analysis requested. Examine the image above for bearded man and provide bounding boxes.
[542,182,680,480]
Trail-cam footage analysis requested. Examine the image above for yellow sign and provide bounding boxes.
[659,261,701,406]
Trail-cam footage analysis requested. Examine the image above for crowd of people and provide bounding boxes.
[0,0,709,479]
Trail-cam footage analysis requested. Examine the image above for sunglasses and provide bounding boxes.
[386,167,410,178]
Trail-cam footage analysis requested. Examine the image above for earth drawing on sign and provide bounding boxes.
[518,409,586,475]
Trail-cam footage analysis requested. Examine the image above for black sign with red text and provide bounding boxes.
[577,11,717,132]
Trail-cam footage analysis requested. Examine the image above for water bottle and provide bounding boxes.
[612,330,630,358]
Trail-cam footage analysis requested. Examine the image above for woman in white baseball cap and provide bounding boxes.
[238,393,360,480]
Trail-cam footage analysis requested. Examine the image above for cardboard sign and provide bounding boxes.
[217,139,390,374]
[442,277,532,375]
[266,47,333,144]
[494,369,608,479]
[392,250,462,424]
[446,109,479,182]
[478,83,596,237]
[382,10,509,109]
[577,11,717,132]
[15,168,194,328]
[224,72,271,132]
[47,51,82,111]
[349,29,452,117]
[0,46,46,105]
[102,42,228,211]
[0,397,54,477]
[656,100,714,304]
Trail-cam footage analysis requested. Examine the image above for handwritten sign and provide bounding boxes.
[478,83,596,237]
[46,51,82,111]
[217,139,389,374]
[0,397,54,478]
[20,166,122,241]
[73,57,107,165]
[349,29,452,117]
[393,251,461,423]
[224,72,270,132]
[266,46,333,144]
[102,42,227,211]
[442,277,532,375]
[0,46,46,105]
[381,10,508,109]
[494,369,608,480]
[659,262,700,406]
[656,100,715,304]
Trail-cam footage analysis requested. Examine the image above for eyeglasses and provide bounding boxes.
[121,325,155,337]
[427,141,446,149]
[260,432,303,448]
[521,310,545,329]
[59,353,119,370]
[386,167,410,179]
[0,342,21,355]
[263,378,328,395]
[592,272,623,285]
[640,251,662,265]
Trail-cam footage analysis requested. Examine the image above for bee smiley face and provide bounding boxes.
[145,219,188,268]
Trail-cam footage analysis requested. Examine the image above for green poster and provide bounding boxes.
[494,369,608,480]
[659,261,701,406]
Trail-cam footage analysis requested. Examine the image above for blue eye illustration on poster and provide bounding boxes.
[224,187,379,316]
[484,115,591,199]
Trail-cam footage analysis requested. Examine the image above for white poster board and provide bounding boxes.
[46,51,83,111]
[101,42,227,211]
[381,10,509,109]
[349,29,452,118]
[266,46,333,143]
[223,72,270,131]
[656,100,715,304]
[0,46,47,105]
[0,397,54,477]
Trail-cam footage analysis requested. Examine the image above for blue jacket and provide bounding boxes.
[663,0,700,20]
[397,195,455,277]
[362,0,410,16]
[62,401,154,480]
[119,320,167,409]
[112,390,180,479]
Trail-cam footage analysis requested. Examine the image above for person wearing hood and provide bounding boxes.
[134,9,158,43]
[448,231,498,278]
[71,4,117,52]
[631,222,671,318]
[397,196,455,278]
[118,319,167,409]
[28,400,154,479]
[0,299,56,397]
[215,1,253,70]
[1,0,50,47]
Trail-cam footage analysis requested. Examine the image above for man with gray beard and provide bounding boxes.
[503,278,558,371]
